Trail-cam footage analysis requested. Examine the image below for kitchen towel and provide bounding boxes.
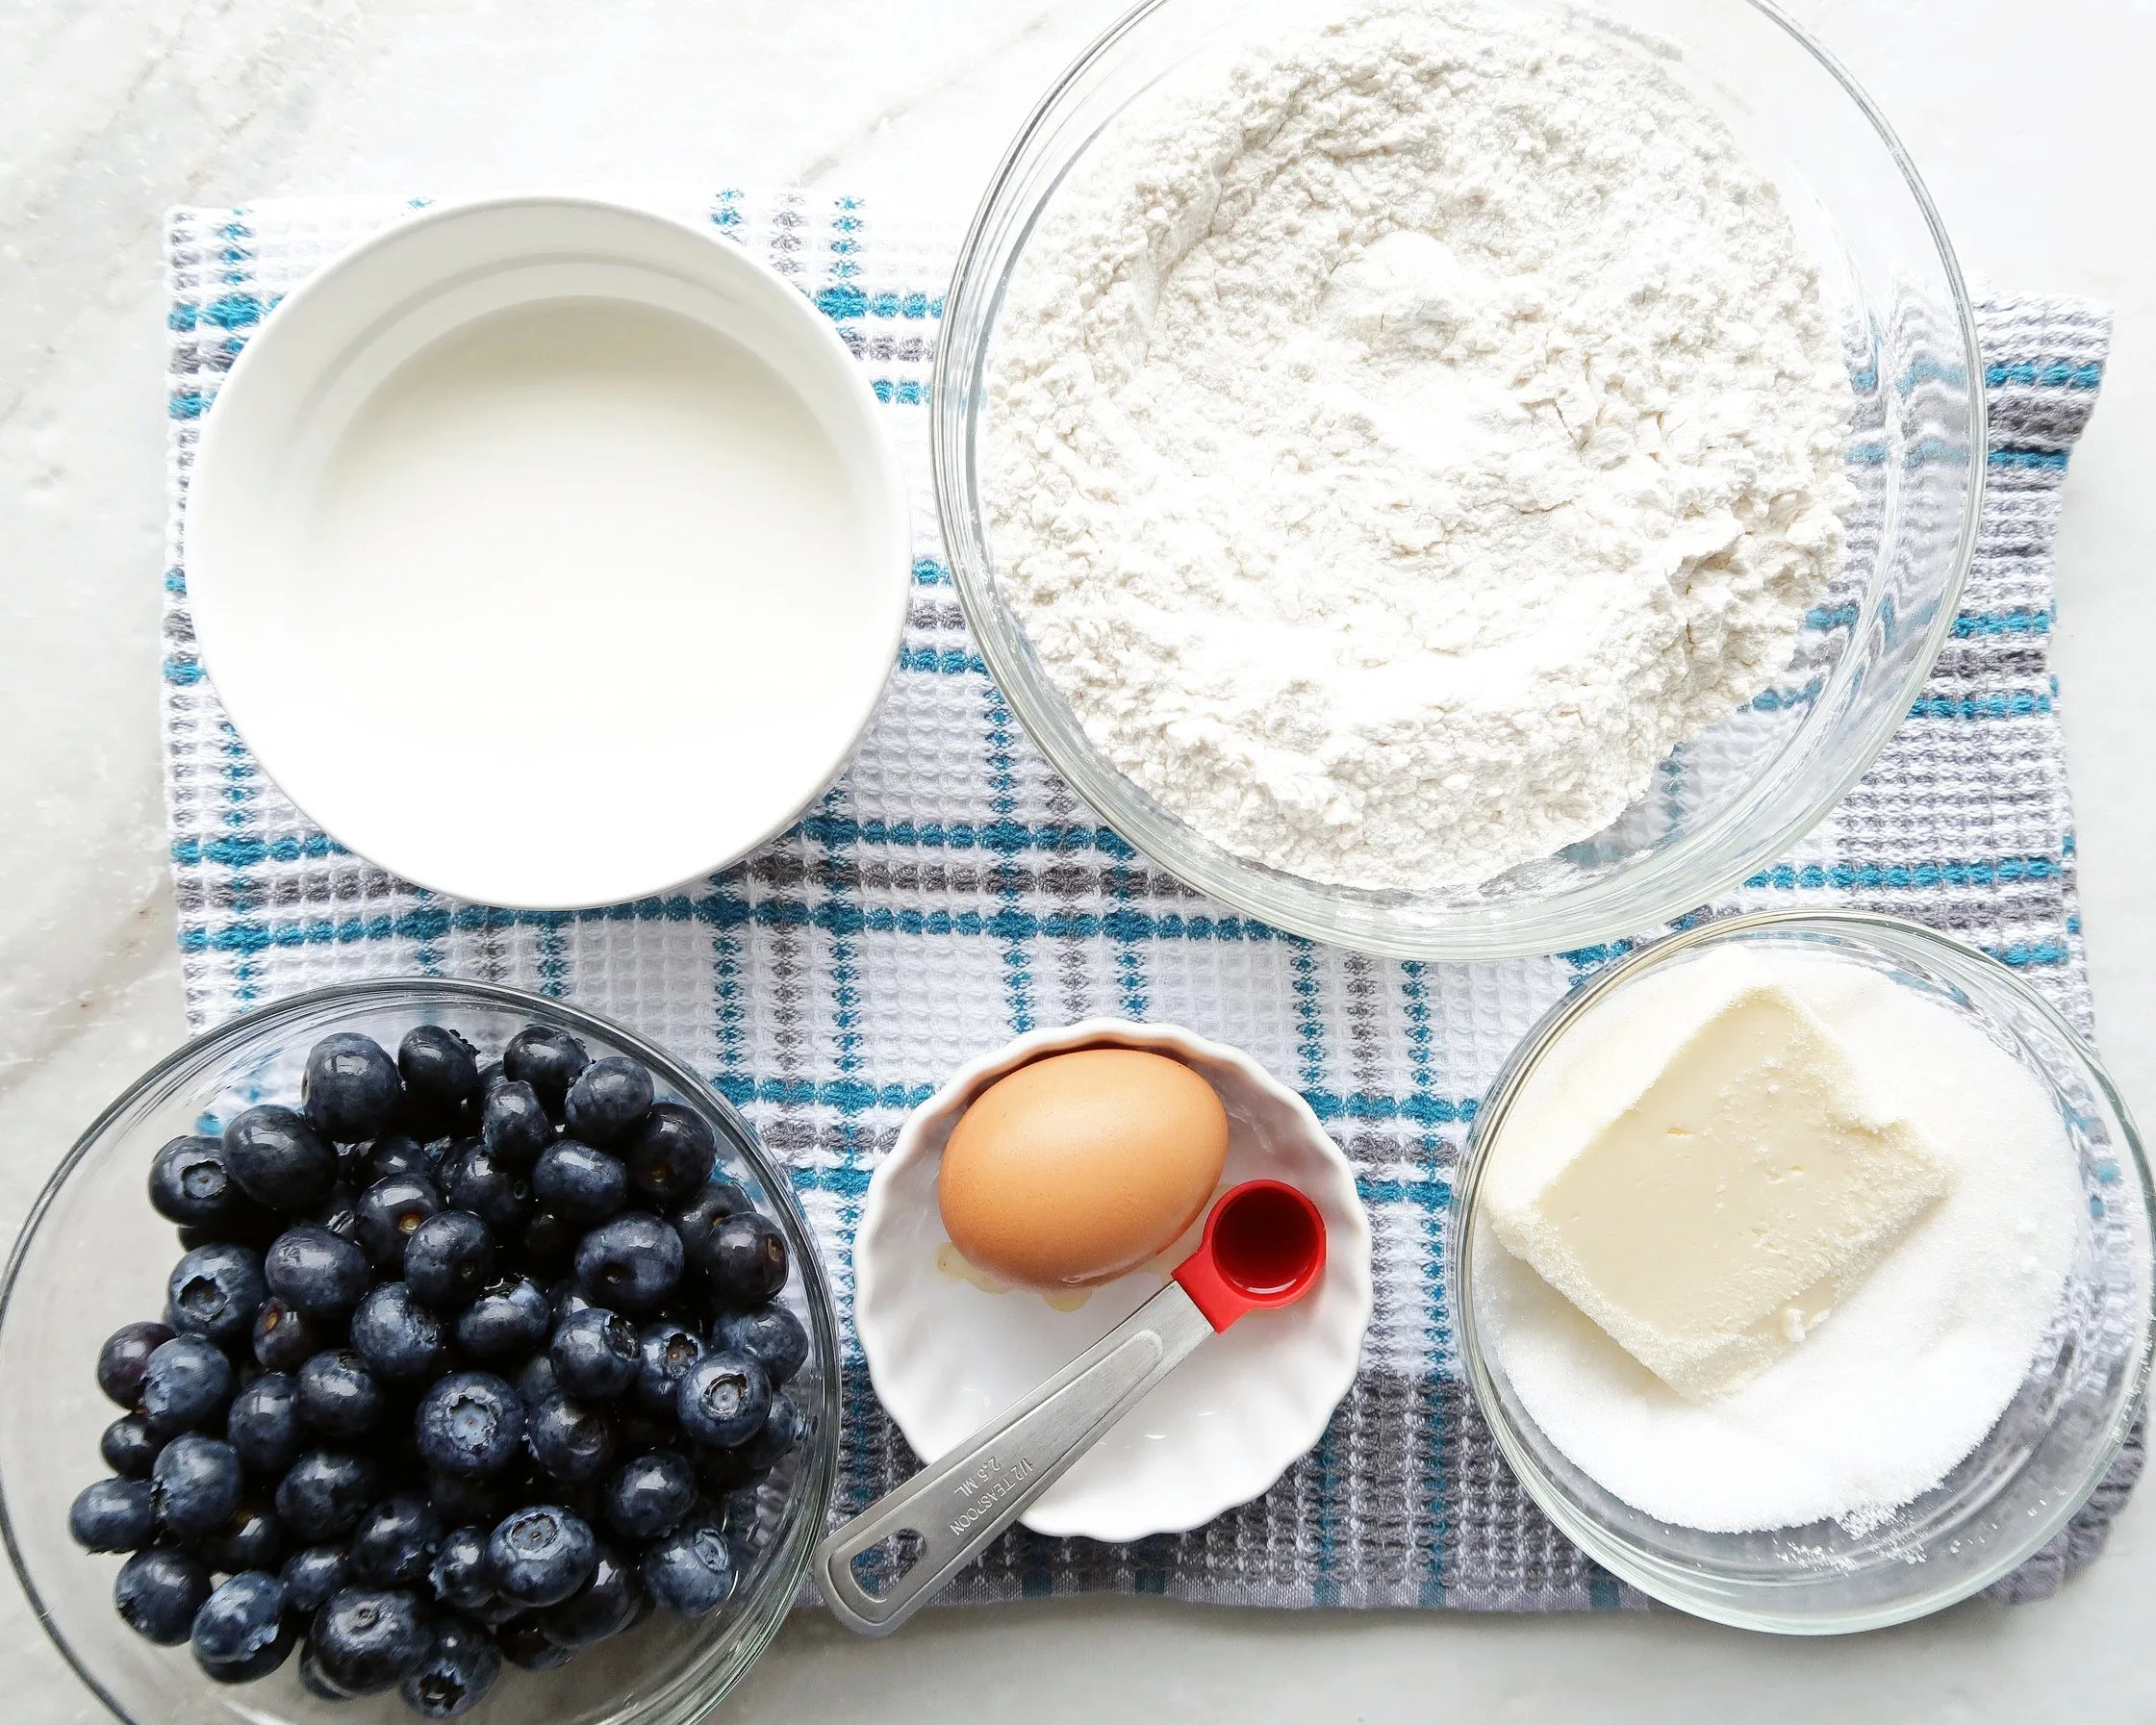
[161,191,2134,1611]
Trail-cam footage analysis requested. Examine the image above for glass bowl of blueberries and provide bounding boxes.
[0,977,839,1724]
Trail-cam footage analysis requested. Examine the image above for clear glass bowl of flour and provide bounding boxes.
[934,0,1983,959]
[1450,912,2153,1633]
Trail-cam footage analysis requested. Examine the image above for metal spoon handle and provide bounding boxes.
[814,1280,1215,1636]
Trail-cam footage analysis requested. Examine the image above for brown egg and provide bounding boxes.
[937,1048,1230,1289]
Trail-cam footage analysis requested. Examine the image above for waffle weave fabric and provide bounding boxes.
[162,191,2134,1610]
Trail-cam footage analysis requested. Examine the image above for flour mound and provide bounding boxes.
[984,0,1856,892]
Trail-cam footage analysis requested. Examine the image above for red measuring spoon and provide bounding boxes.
[817,1180,1327,1636]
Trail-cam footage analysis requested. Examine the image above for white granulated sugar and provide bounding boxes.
[985,0,1856,890]
[1480,948,2082,1533]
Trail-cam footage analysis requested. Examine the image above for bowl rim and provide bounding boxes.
[0,975,841,1725]
[929,0,1989,960]
[1445,908,2156,1633]
[852,1015,1376,1542]
[186,191,913,912]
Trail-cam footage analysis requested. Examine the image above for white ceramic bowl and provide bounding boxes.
[854,1020,1373,1542]
[188,195,909,909]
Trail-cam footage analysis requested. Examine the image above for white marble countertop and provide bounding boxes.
[4,0,2153,1717]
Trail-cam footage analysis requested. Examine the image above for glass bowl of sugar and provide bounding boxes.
[1450,910,2153,1633]
[935,0,1983,959]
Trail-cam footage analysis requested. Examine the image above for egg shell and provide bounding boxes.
[937,1048,1230,1289]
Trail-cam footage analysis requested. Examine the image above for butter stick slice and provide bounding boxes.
[1488,983,1951,1401]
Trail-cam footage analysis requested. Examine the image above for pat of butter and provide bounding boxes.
[1488,983,1951,1400]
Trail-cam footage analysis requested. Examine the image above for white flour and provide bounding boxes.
[985,0,1856,891]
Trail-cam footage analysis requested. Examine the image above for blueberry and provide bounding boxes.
[426,1469,512,1530]
[574,1212,684,1313]
[303,1031,403,1142]
[676,1350,770,1447]
[700,1210,789,1307]
[533,1140,627,1224]
[489,1504,597,1607]
[551,1308,641,1401]
[495,1613,573,1670]
[526,1396,615,1482]
[334,1134,373,1182]
[353,1173,444,1268]
[404,1209,495,1308]
[310,1181,364,1242]
[295,1350,382,1436]
[428,1524,496,1611]
[398,1026,483,1138]
[713,1302,810,1387]
[190,1570,292,1681]
[274,1449,377,1541]
[97,1320,174,1408]
[166,1242,267,1346]
[350,1491,444,1587]
[299,1644,356,1700]
[148,1135,241,1228]
[102,1413,163,1479]
[518,1209,581,1280]
[311,1585,435,1695]
[514,1350,563,1409]
[250,1297,320,1373]
[671,1180,749,1267]
[201,1629,296,1686]
[454,1276,550,1360]
[363,1132,435,1186]
[113,1547,212,1644]
[624,1103,719,1206]
[469,1592,526,1627]
[151,1433,243,1537]
[350,1282,446,1379]
[280,1541,351,1613]
[402,1614,502,1717]
[69,1478,156,1551]
[642,1518,734,1616]
[227,1371,301,1474]
[442,1143,534,1235]
[541,1540,643,1646]
[140,1334,234,1433]
[601,1451,696,1543]
[480,1079,554,1173]
[222,1104,338,1213]
[563,1056,655,1148]
[551,1279,598,1326]
[634,1320,706,1416]
[502,1027,590,1121]
[264,1223,370,1317]
[415,1371,525,1477]
[201,1500,287,1572]
[739,1390,805,1471]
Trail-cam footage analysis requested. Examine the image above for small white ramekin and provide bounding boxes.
[854,1018,1373,1543]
